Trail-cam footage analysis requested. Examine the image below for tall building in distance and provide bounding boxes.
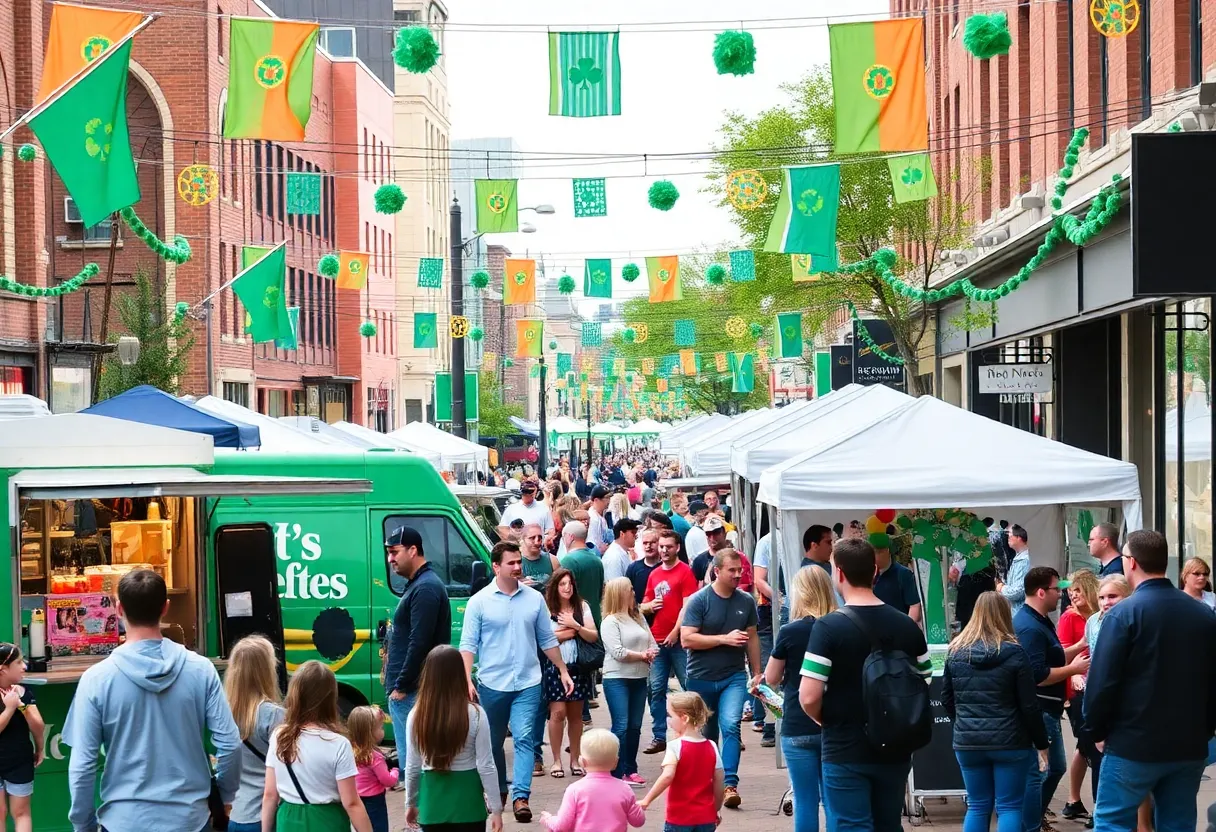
[393,0,449,424]
[260,0,397,90]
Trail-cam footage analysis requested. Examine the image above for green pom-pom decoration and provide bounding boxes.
[393,26,441,74]
[873,248,898,271]
[648,180,679,212]
[469,327,484,342]
[173,301,190,324]
[504,358,514,368]
[962,12,1012,59]
[318,253,340,278]
[712,30,756,76]
[119,207,191,264]
[360,321,377,338]
[548,340,558,350]
[749,322,763,338]
[17,144,36,162]
[1168,121,1183,133]
[621,263,640,282]
[705,264,727,285]
[1050,196,1062,210]
[374,183,407,215]
[623,327,636,343]
[471,271,490,290]
[558,275,576,294]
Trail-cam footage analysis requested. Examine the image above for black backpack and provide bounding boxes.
[839,606,932,758]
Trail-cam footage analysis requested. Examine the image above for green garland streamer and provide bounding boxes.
[0,263,99,297]
[120,207,192,264]
[823,128,1120,365]
[173,301,190,324]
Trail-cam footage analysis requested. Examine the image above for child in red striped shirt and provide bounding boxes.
[638,692,724,832]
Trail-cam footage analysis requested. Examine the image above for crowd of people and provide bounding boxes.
[2,446,1216,832]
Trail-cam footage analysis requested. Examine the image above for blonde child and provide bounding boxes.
[539,729,645,832]
[638,693,724,832]
[348,706,397,832]
[0,643,43,832]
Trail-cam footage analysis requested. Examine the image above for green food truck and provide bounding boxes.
[1,413,494,830]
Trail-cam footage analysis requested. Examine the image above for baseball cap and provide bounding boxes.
[702,515,725,533]
[385,525,424,550]
[590,485,612,500]
[689,500,709,514]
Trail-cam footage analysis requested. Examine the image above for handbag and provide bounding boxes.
[208,778,229,831]
[571,605,605,672]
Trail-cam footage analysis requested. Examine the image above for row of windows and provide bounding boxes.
[217,244,337,353]
[364,127,392,183]
[365,221,394,276]
[252,141,337,244]
[366,311,396,355]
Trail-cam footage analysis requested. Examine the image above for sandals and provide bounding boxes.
[550,763,566,778]
[570,765,585,777]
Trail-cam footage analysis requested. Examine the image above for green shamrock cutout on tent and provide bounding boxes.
[568,57,603,91]
[796,188,824,216]
[901,166,924,186]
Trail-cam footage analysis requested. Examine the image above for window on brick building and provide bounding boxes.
[363,128,369,180]
[253,142,263,213]
[319,27,355,58]
[218,12,224,59]
[275,145,286,221]
[1192,0,1204,86]
[223,382,250,408]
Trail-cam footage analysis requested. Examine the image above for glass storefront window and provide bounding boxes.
[1163,299,1212,578]
[51,366,91,413]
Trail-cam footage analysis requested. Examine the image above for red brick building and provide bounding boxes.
[0,0,395,427]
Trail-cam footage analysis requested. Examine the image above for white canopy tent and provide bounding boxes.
[330,421,445,468]
[1165,391,1211,460]
[549,415,587,437]
[620,418,666,436]
[278,417,444,469]
[692,401,817,478]
[192,397,350,453]
[756,395,1144,620]
[389,421,489,471]
[588,422,624,436]
[659,414,727,454]
[0,413,212,469]
[678,409,774,475]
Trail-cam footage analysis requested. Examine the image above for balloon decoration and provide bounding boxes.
[449,315,470,338]
[176,164,219,206]
[875,508,897,524]
[865,515,887,535]
[712,30,756,76]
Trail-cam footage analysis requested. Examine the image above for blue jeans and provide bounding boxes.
[1094,754,1204,832]
[362,792,389,832]
[1023,713,1065,832]
[603,677,647,778]
[386,691,417,783]
[648,644,687,743]
[782,734,822,832]
[821,759,912,832]
[532,690,548,765]
[957,748,1035,832]
[479,682,543,800]
[228,824,261,832]
[685,671,748,789]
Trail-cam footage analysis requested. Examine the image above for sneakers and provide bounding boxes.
[723,786,742,809]
[513,798,532,823]
[760,736,776,748]
[624,773,647,787]
[1062,802,1090,820]
[781,795,793,816]
[1084,819,1094,829]
[643,739,667,754]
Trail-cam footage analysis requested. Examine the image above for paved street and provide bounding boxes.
[386,702,1216,832]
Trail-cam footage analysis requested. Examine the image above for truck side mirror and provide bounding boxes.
[471,560,491,594]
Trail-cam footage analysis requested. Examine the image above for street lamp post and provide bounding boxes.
[538,356,548,475]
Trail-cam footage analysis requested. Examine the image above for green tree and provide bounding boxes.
[707,69,976,395]
[476,369,524,441]
[97,269,195,400]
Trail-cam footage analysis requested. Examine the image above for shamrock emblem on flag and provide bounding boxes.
[255,55,287,89]
[796,189,824,216]
[783,324,798,339]
[657,269,671,282]
[864,64,895,99]
[568,57,603,91]
[81,36,111,62]
[513,271,528,285]
[348,259,363,274]
[524,326,537,341]
[263,286,281,309]
[418,320,433,336]
[84,118,112,162]
[591,269,608,284]
[486,192,507,213]
[901,166,924,186]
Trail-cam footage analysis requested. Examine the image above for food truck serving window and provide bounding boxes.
[11,468,370,673]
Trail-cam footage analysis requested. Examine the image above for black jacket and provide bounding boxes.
[942,641,1050,751]
[1085,578,1216,762]
[385,562,451,695]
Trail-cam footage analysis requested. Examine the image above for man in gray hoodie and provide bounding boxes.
[63,569,240,832]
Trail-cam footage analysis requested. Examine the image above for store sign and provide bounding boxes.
[830,344,853,390]
[275,522,350,600]
[978,363,1052,395]
[999,393,1043,404]
[851,320,906,392]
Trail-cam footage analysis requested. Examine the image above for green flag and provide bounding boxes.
[242,246,274,334]
[584,258,613,298]
[29,38,139,228]
[474,179,518,233]
[274,307,299,350]
[232,244,290,343]
[887,153,938,203]
[763,164,840,256]
[775,312,804,359]
[414,312,438,348]
[549,31,622,117]
[729,352,755,394]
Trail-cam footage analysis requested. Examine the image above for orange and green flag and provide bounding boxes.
[224,18,319,141]
[516,319,544,358]
[504,258,536,305]
[829,18,927,154]
[646,256,681,303]
[37,3,145,104]
[679,349,698,375]
[336,251,370,290]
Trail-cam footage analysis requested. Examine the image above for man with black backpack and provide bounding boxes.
[799,537,933,831]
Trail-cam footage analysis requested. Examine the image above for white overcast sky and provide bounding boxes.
[445,0,888,310]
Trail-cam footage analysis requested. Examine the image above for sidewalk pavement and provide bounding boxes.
[387,702,1216,831]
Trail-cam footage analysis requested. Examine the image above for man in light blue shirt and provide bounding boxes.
[997,523,1032,616]
[461,540,573,823]
[63,569,240,832]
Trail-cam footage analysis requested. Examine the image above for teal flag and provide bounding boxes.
[549,31,622,117]
[582,322,602,346]
[274,307,300,350]
[764,164,841,256]
[775,312,804,359]
[573,178,608,216]
[729,352,755,394]
[556,352,572,376]
[887,153,938,204]
[584,258,613,298]
[674,319,696,347]
[414,312,438,348]
[418,258,443,289]
[286,172,321,214]
[729,249,756,282]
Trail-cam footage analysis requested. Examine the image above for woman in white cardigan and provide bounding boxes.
[599,577,659,785]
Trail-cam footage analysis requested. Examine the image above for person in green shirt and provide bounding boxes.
[559,521,605,627]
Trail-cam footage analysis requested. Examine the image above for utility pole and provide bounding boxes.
[449,198,466,439]
[538,356,548,475]
[585,396,593,470]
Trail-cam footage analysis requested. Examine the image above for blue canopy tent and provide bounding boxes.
[83,385,261,449]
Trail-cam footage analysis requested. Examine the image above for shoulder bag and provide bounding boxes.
[571,604,605,672]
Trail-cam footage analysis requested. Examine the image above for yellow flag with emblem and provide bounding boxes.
[504,258,536,305]
[336,251,370,290]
